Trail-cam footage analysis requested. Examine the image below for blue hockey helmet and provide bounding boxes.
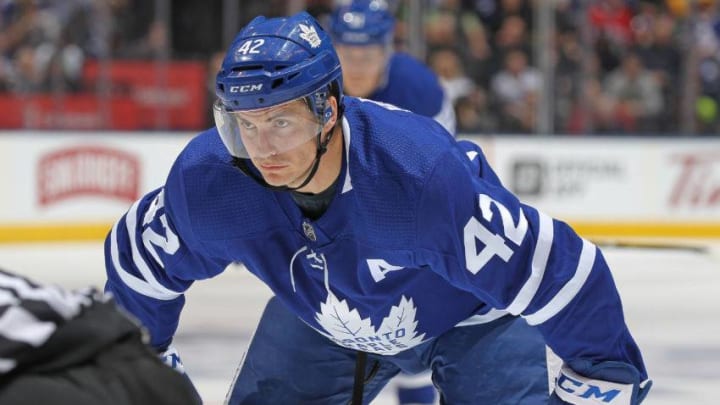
[215,11,342,113]
[214,12,343,191]
[329,0,395,46]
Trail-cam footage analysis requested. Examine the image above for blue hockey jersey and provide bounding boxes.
[370,52,456,134]
[105,97,647,380]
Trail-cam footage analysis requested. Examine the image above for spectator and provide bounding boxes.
[589,0,635,73]
[0,0,48,57]
[493,14,532,68]
[428,47,475,104]
[424,0,488,55]
[108,0,155,58]
[603,51,664,133]
[588,0,634,47]
[8,45,45,92]
[566,76,617,134]
[634,11,681,132]
[554,27,584,132]
[0,57,11,91]
[39,43,84,92]
[490,48,540,132]
[471,0,533,36]
[117,20,169,59]
[455,87,498,133]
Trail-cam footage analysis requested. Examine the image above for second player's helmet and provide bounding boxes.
[329,0,395,46]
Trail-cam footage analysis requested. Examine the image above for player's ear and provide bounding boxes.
[322,96,338,132]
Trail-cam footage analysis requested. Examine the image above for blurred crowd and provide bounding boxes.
[0,0,158,93]
[2,0,720,135]
[390,0,715,135]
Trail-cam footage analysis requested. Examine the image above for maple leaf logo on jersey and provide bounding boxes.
[298,23,321,48]
[314,292,426,355]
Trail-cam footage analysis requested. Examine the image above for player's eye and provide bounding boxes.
[239,120,256,130]
[273,119,290,128]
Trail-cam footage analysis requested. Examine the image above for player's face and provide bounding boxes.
[233,100,322,188]
[336,44,387,97]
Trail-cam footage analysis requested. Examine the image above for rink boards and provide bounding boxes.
[1,132,718,243]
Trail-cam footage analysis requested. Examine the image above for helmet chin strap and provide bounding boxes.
[232,125,336,192]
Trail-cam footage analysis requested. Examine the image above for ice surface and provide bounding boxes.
[1,242,717,404]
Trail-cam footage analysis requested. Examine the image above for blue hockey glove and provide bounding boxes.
[160,345,186,374]
[550,361,652,405]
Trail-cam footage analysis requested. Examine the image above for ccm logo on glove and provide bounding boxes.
[555,366,634,405]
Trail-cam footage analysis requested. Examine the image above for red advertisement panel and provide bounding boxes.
[38,146,141,206]
[0,61,207,130]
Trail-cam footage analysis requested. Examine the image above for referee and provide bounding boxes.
[0,267,200,405]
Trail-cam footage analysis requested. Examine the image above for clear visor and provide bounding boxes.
[214,99,323,159]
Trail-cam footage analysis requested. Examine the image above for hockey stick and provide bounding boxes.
[590,239,711,254]
[350,351,367,405]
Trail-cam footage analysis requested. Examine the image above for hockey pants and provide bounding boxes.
[227,296,549,404]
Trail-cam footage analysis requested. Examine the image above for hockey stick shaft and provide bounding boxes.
[350,351,367,405]
[591,239,710,254]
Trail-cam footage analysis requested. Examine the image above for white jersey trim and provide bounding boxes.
[506,211,553,316]
[524,239,596,326]
[392,369,433,388]
[109,203,181,301]
[341,116,353,194]
[126,200,182,299]
[455,307,508,327]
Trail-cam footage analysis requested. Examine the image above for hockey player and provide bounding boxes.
[328,0,456,135]
[104,11,652,405]
[330,2,455,402]
[0,267,199,405]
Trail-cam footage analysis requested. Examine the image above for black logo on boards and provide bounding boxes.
[512,160,545,197]
[510,157,623,198]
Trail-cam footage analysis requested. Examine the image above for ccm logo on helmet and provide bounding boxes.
[230,84,263,93]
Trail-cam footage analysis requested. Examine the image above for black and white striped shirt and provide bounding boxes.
[0,268,99,375]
